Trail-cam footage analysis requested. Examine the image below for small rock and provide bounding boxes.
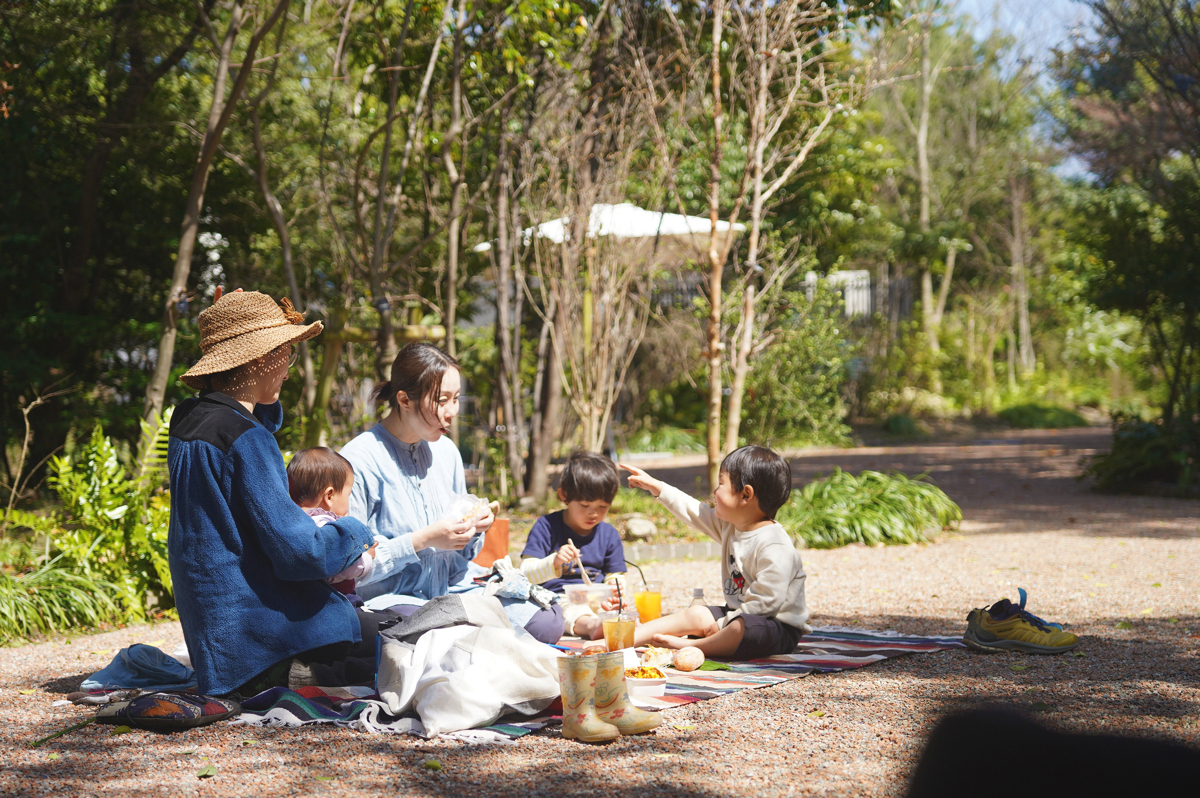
[624,517,657,541]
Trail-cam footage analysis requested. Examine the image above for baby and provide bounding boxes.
[287,447,375,595]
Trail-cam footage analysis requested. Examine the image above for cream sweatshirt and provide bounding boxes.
[657,484,810,633]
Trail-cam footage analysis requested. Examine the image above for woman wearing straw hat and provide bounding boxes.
[168,288,386,697]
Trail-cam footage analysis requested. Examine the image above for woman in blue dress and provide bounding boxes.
[341,342,563,643]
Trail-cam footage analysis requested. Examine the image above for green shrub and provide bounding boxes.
[0,555,122,644]
[1084,416,1200,494]
[623,426,706,454]
[7,409,174,623]
[740,289,854,447]
[883,414,924,436]
[998,403,1088,429]
[778,468,962,549]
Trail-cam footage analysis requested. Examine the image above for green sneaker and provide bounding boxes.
[963,596,1079,655]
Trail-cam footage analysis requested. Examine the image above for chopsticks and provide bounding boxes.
[575,557,592,585]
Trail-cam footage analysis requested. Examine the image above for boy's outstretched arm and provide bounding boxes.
[619,463,665,497]
[621,463,724,542]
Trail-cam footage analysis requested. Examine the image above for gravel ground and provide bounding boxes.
[2,427,1199,797]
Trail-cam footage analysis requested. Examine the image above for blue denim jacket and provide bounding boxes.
[168,392,373,695]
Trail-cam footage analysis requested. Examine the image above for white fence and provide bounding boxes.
[804,270,873,317]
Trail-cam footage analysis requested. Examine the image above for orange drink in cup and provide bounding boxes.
[600,611,636,650]
[634,581,663,622]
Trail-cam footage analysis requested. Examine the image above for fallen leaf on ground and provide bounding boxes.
[18,689,35,695]
[1073,651,1087,658]
[92,650,112,656]
[1009,665,1027,672]
[315,776,336,782]
[1169,618,1180,624]
[196,764,217,779]
[1151,583,1161,588]
[241,739,257,746]
[672,724,696,731]
[1116,621,1134,630]
[147,640,165,647]
[1140,608,1154,615]
[110,725,131,736]
[424,759,442,772]
[176,749,196,755]
[808,710,826,718]
[46,753,60,760]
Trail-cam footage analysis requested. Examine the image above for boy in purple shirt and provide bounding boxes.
[521,452,627,639]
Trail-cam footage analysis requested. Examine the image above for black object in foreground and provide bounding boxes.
[907,710,1200,798]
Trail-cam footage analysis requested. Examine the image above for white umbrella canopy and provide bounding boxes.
[473,202,746,253]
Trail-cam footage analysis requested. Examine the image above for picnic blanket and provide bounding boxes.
[633,626,965,709]
[228,627,964,740]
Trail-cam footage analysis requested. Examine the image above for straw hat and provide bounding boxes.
[180,291,323,390]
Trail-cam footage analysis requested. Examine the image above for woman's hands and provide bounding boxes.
[410,502,494,552]
[619,463,665,498]
[472,504,495,535]
[411,518,476,551]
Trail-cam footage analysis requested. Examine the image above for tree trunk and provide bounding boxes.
[367,0,415,381]
[143,0,292,420]
[915,17,942,394]
[933,245,955,326]
[63,2,212,316]
[494,156,524,494]
[442,0,467,365]
[725,11,767,456]
[984,326,999,409]
[705,0,727,492]
[251,106,315,411]
[725,283,755,452]
[1007,321,1018,392]
[921,268,938,352]
[304,306,347,447]
[1010,177,1035,376]
[527,300,562,503]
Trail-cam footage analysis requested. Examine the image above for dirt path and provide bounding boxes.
[2,427,1198,798]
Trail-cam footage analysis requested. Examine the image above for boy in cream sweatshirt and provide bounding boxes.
[623,445,809,659]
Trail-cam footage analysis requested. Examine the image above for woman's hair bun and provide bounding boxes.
[371,380,392,404]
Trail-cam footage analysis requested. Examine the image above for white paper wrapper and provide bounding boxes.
[442,493,489,524]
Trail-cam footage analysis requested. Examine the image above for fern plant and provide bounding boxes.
[779,468,961,549]
[8,408,175,626]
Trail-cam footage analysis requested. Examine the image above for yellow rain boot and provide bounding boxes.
[593,651,663,735]
[558,655,620,743]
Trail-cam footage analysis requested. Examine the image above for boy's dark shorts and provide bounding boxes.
[707,605,804,660]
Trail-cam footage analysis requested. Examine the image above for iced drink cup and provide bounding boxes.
[634,581,663,622]
[601,611,636,651]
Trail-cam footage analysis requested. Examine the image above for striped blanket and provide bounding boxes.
[229,627,963,740]
[634,626,964,709]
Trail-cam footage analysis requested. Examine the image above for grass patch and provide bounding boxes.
[778,468,961,549]
[0,555,123,644]
[998,403,1088,429]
